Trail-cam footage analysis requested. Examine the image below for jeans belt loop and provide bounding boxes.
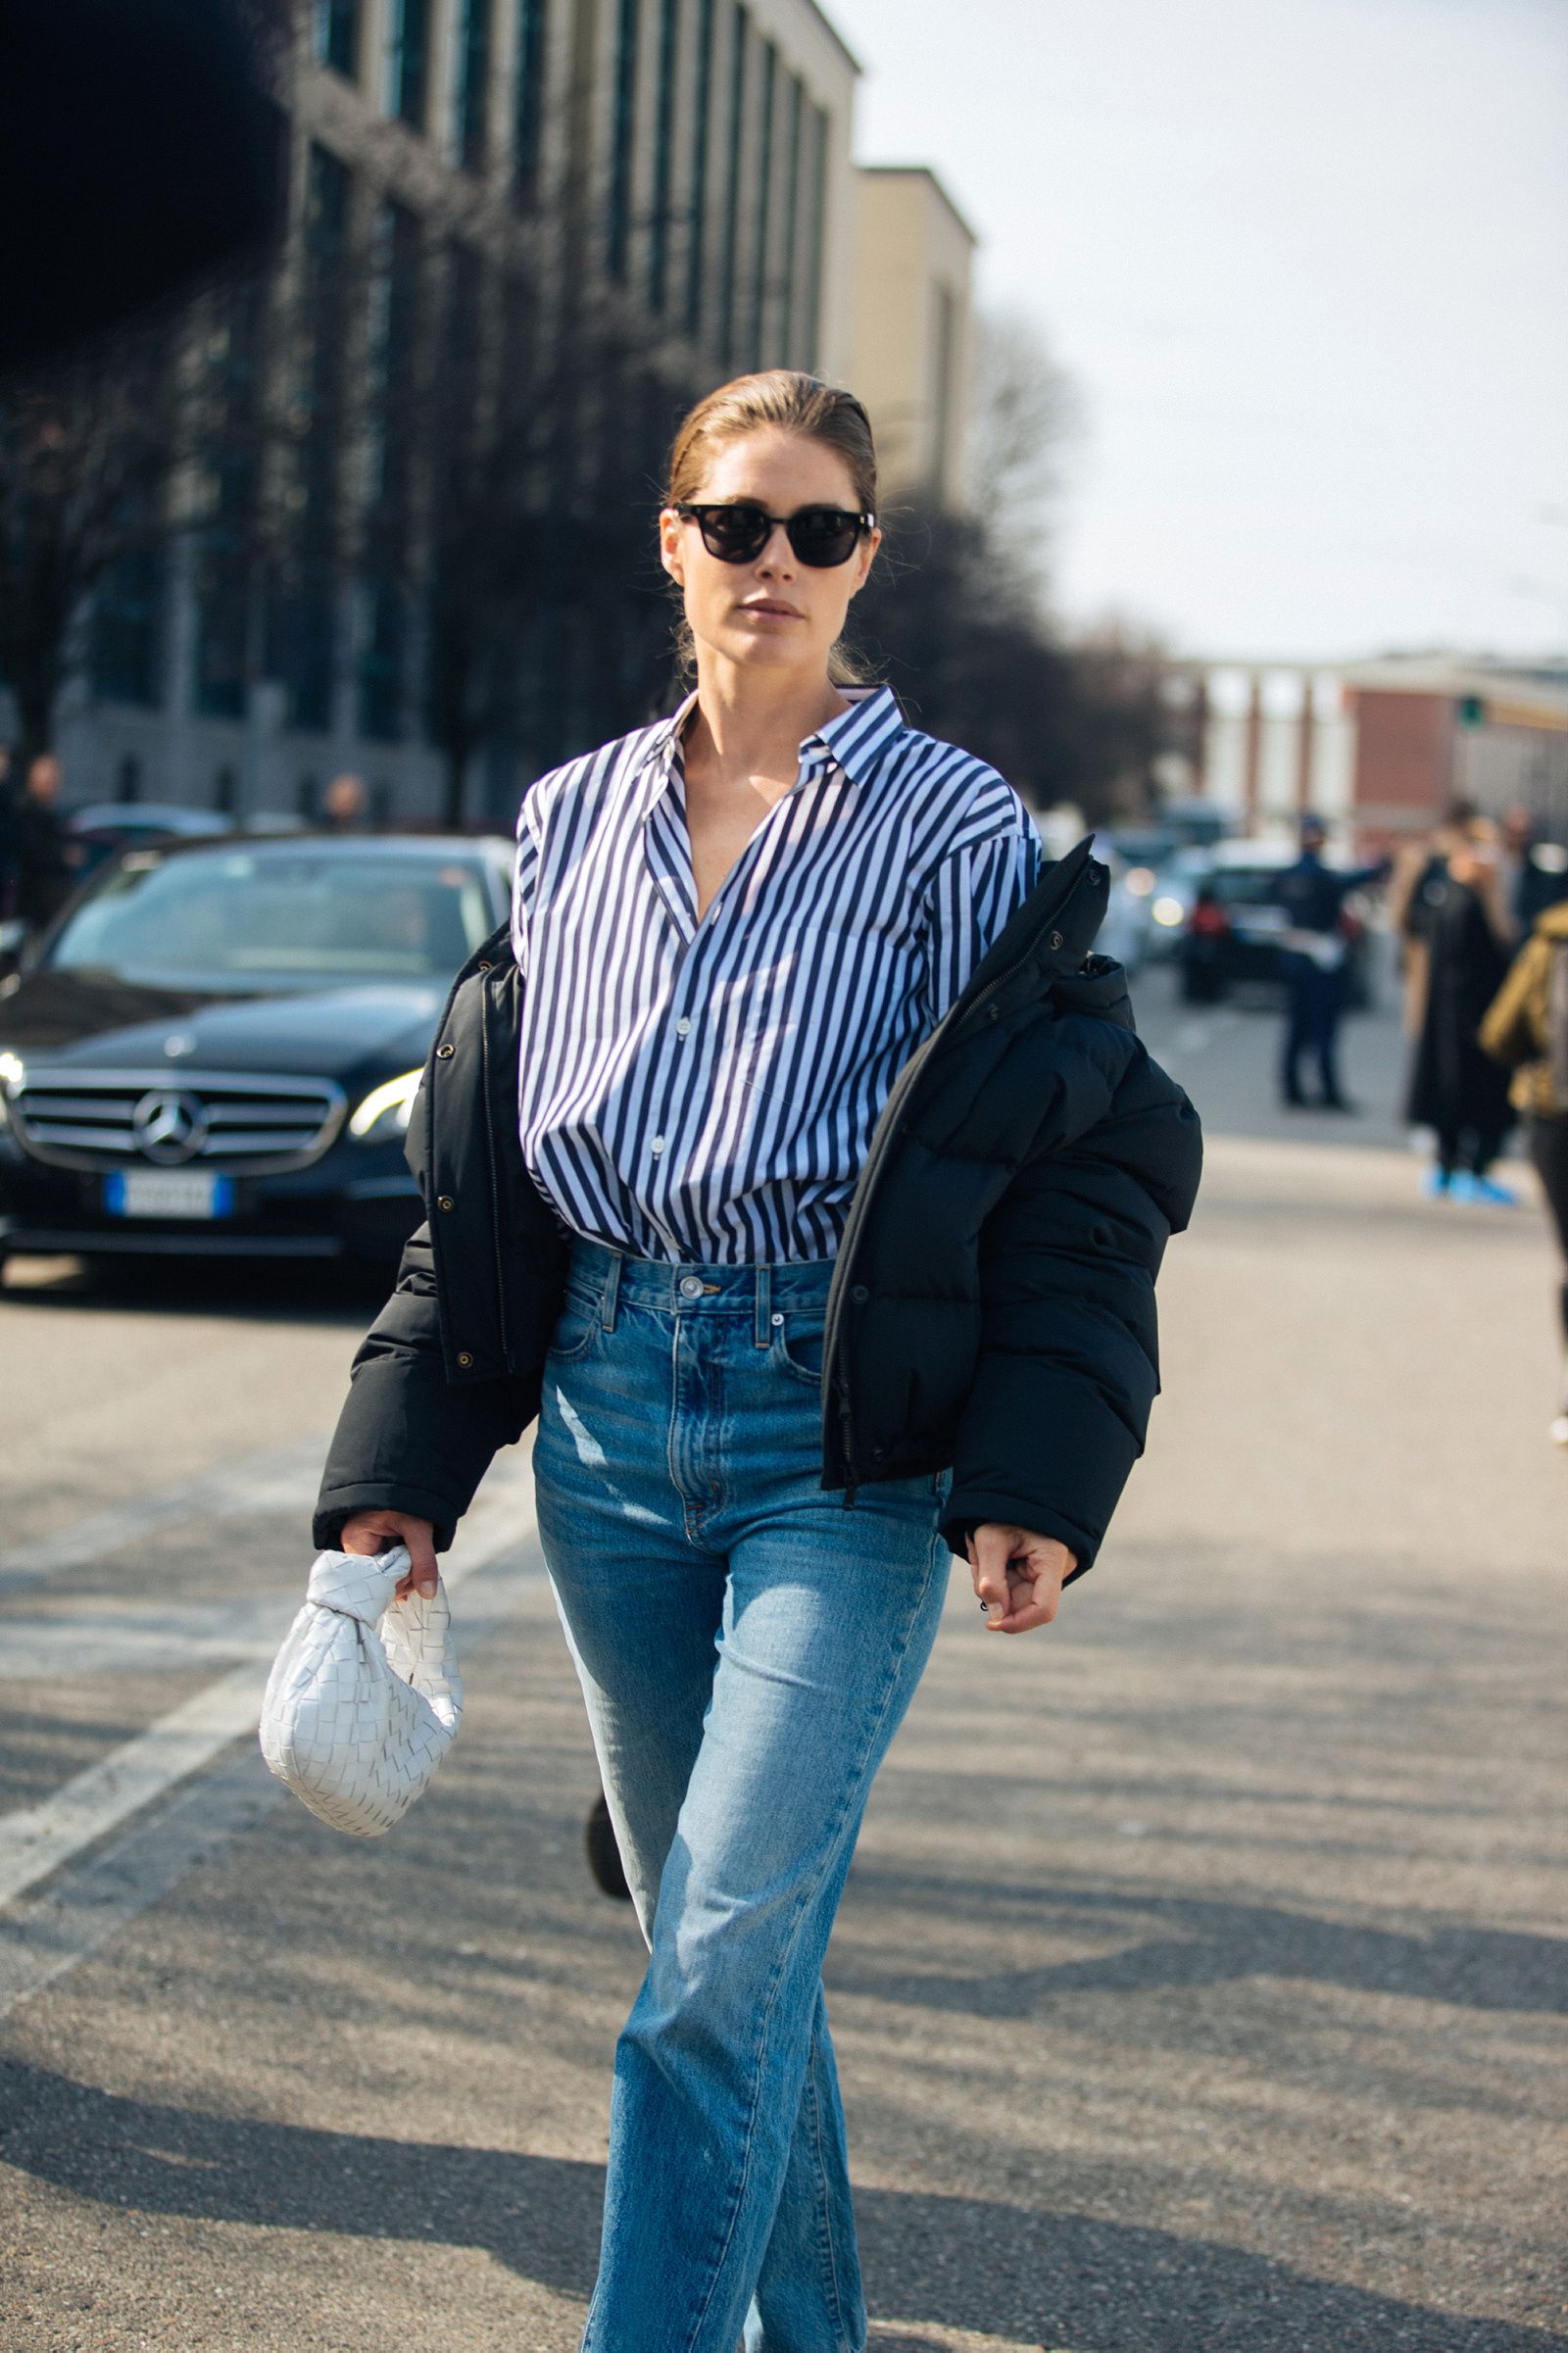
[754,1262,770,1348]
[600,1248,622,1333]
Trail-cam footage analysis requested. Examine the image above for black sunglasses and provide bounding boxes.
[674,501,875,568]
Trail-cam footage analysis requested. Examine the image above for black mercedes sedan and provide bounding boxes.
[0,832,513,1273]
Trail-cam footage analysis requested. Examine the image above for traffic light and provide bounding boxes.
[1457,695,1486,727]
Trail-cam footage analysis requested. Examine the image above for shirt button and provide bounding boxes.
[651,1135,664,1154]
[675,1018,691,1037]
[437,1195,455,1212]
[771,1311,783,1326]
[850,1284,869,1302]
[680,1275,704,1299]
[456,1349,473,1368]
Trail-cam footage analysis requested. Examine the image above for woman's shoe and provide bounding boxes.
[1421,1166,1452,1200]
[1465,1174,1519,1206]
[585,1787,633,1901]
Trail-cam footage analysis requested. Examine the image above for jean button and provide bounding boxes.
[679,1274,704,1299]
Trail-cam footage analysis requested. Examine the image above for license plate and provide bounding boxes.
[105,1169,235,1220]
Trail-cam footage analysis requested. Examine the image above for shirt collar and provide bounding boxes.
[635,681,907,807]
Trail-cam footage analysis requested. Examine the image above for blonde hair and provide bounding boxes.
[664,370,879,685]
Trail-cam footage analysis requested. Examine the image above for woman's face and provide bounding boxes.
[659,426,879,680]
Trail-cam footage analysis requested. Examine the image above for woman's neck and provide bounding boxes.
[683,657,851,789]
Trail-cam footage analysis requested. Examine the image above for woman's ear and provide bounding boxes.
[658,507,685,585]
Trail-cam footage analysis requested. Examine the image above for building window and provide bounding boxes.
[717,3,748,367]
[779,73,803,363]
[512,0,548,198]
[388,0,431,130]
[277,568,337,733]
[193,538,249,720]
[684,0,715,336]
[92,546,165,709]
[359,580,406,740]
[305,140,351,264]
[608,0,641,281]
[455,0,492,171]
[214,764,238,815]
[648,0,680,312]
[313,0,360,76]
[117,755,142,806]
[748,36,776,368]
[802,102,828,373]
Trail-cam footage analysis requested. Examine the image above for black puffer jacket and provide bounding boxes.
[314,839,1202,1578]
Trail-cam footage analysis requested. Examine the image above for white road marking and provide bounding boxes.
[0,1462,539,1916]
[0,1433,327,1591]
[0,1533,547,2017]
[0,1596,291,1678]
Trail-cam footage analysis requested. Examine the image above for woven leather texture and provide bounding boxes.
[258,1546,463,1838]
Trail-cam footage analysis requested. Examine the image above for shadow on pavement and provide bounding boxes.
[838,1872,1568,2019]
[2,2061,1561,2352]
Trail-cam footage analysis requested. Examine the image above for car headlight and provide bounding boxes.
[1152,896,1186,927]
[348,1066,423,1143]
[0,1049,24,1093]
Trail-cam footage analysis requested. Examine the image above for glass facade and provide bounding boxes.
[455,0,492,170]
[513,0,548,198]
[92,546,164,708]
[748,36,776,369]
[684,0,716,337]
[388,0,431,129]
[717,3,748,367]
[802,101,828,373]
[648,0,680,312]
[608,0,641,281]
[358,580,406,739]
[313,0,360,75]
[779,73,804,364]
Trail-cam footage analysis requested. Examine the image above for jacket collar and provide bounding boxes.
[938,837,1113,1039]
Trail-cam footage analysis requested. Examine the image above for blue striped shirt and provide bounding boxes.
[512,682,1045,1263]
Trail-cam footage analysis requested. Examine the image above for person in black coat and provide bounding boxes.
[1405,821,1517,1201]
[1271,813,1388,1110]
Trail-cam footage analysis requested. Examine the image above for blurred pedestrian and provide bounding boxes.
[321,771,370,832]
[1480,897,1568,1442]
[1404,816,1516,1201]
[1500,805,1568,933]
[14,754,80,935]
[1271,813,1388,1110]
[1389,800,1479,1041]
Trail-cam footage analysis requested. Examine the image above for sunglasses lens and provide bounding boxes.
[698,505,770,562]
[788,510,860,566]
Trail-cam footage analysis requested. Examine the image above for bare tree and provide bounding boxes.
[0,322,186,765]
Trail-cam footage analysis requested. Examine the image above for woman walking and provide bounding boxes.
[1482,892,1568,1441]
[314,371,1201,2353]
[1403,816,1517,1201]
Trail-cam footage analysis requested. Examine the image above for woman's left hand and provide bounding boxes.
[967,1522,1077,1634]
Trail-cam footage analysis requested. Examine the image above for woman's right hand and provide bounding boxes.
[339,1509,438,1599]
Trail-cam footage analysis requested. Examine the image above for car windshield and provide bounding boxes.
[48,848,496,990]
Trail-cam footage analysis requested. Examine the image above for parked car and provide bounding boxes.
[1176,841,1377,1008]
[0,833,513,1275]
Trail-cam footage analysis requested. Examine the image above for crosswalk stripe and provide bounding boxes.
[0,1464,539,1915]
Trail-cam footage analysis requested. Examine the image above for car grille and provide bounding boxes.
[6,1069,347,1174]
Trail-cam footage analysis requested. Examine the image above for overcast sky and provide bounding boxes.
[828,0,1568,664]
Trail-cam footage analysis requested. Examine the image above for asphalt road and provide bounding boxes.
[2,962,1565,2353]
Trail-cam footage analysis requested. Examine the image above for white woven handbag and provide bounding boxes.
[259,1546,463,1837]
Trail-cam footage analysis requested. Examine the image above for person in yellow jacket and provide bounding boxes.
[1481,898,1568,1444]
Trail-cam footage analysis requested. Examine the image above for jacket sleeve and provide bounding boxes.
[312,1223,537,1553]
[940,1025,1202,1581]
[1479,937,1546,1070]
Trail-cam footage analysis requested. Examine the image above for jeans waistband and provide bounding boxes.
[565,1235,836,1341]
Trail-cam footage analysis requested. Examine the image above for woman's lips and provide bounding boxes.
[739,601,802,620]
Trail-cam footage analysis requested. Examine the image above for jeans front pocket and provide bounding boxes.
[769,1306,826,1389]
[548,1285,605,1365]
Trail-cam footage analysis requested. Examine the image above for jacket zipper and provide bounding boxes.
[820,855,1095,1494]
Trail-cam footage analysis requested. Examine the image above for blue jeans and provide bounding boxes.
[531,1236,954,2353]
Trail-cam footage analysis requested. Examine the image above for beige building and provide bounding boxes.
[848,164,976,510]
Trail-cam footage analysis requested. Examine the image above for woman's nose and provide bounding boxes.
[757,522,795,573]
